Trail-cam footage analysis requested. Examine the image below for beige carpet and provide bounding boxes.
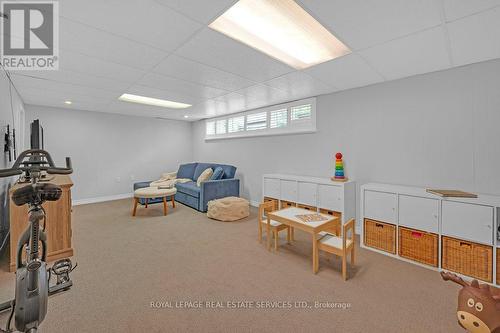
[0,199,464,332]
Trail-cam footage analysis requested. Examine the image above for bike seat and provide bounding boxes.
[12,183,62,206]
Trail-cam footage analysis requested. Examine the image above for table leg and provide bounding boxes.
[132,198,138,216]
[266,217,271,251]
[145,198,148,208]
[286,227,291,244]
[163,197,168,216]
[312,232,319,274]
[291,227,295,241]
[171,195,176,208]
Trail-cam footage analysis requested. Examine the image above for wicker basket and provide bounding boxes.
[297,203,317,212]
[319,208,341,236]
[442,236,493,282]
[263,197,278,213]
[497,248,499,285]
[398,227,438,267]
[364,219,396,254]
[280,200,296,209]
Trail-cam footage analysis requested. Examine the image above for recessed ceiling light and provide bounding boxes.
[209,0,351,69]
[64,100,72,105]
[183,115,189,118]
[118,93,191,109]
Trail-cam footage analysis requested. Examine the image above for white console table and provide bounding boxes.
[262,174,356,224]
[360,183,500,286]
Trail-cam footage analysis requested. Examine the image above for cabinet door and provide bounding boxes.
[318,184,343,212]
[298,182,317,206]
[263,178,280,199]
[398,195,439,233]
[364,190,397,224]
[441,201,493,245]
[280,180,297,202]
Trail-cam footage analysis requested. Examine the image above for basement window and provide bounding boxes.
[205,97,316,140]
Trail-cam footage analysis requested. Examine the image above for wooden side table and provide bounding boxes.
[9,175,74,272]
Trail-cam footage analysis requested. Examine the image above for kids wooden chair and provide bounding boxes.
[316,218,356,280]
[258,201,291,251]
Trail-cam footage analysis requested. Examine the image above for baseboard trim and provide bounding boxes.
[249,200,260,207]
[72,193,133,206]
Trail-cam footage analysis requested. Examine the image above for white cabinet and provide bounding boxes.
[364,190,397,224]
[263,178,280,199]
[318,184,343,212]
[280,180,297,202]
[441,201,494,245]
[399,195,439,233]
[298,182,317,206]
[262,174,356,224]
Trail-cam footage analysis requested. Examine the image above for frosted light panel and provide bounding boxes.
[209,0,351,69]
[119,94,191,109]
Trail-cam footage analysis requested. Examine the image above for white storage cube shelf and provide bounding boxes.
[262,174,356,224]
[360,183,500,286]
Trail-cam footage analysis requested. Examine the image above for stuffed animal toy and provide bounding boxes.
[441,271,500,333]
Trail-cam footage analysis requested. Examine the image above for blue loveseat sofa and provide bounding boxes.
[133,163,239,212]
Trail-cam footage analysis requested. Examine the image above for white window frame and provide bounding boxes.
[204,97,316,141]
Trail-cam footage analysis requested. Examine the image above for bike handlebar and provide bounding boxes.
[0,149,73,178]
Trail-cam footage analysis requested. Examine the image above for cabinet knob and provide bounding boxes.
[486,225,492,229]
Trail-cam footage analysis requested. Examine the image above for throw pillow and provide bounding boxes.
[196,168,213,186]
[211,167,225,180]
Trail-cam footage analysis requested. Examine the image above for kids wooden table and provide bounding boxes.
[267,207,340,274]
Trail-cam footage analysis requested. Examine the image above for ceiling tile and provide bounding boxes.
[297,0,441,50]
[58,49,146,83]
[155,0,238,24]
[305,54,384,90]
[11,75,120,102]
[447,7,500,66]
[59,0,201,52]
[175,28,294,82]
[137,73,228,100]
[235,84,290,105]
[125,84,202,106]
[265,72,336,98]
[60,18,168,71]
[13,70,131,92]
[442,0,500,21]
[359,26,451,80]
[154,55,255,92]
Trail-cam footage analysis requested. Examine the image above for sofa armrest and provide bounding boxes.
[200,179,240,212]
[133,181,153,191]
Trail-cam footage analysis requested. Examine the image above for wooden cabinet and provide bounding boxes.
[9,175,73,272]
[364,190,397,224]
[399,195,439,234]
[441,201,493,245]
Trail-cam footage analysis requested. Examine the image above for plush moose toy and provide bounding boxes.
[441,271,500,333]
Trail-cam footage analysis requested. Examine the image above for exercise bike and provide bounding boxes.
[0,149,75,333]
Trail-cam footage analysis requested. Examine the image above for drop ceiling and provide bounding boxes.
[4,0,500,121]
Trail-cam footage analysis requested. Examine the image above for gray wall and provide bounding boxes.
[0,69,25,252]
[25,105,193,202]
[192,59,500,213]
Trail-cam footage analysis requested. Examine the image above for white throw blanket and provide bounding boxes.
[150,177,191,188]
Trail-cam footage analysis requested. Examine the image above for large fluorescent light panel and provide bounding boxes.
[119,94,191,109]
[209,0,351,69]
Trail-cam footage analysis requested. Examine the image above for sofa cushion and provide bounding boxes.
[175,181,201,197]
[177,163,197,180]
[193,163,236,180]
[211,167,224,180]
[196,168,213,186]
